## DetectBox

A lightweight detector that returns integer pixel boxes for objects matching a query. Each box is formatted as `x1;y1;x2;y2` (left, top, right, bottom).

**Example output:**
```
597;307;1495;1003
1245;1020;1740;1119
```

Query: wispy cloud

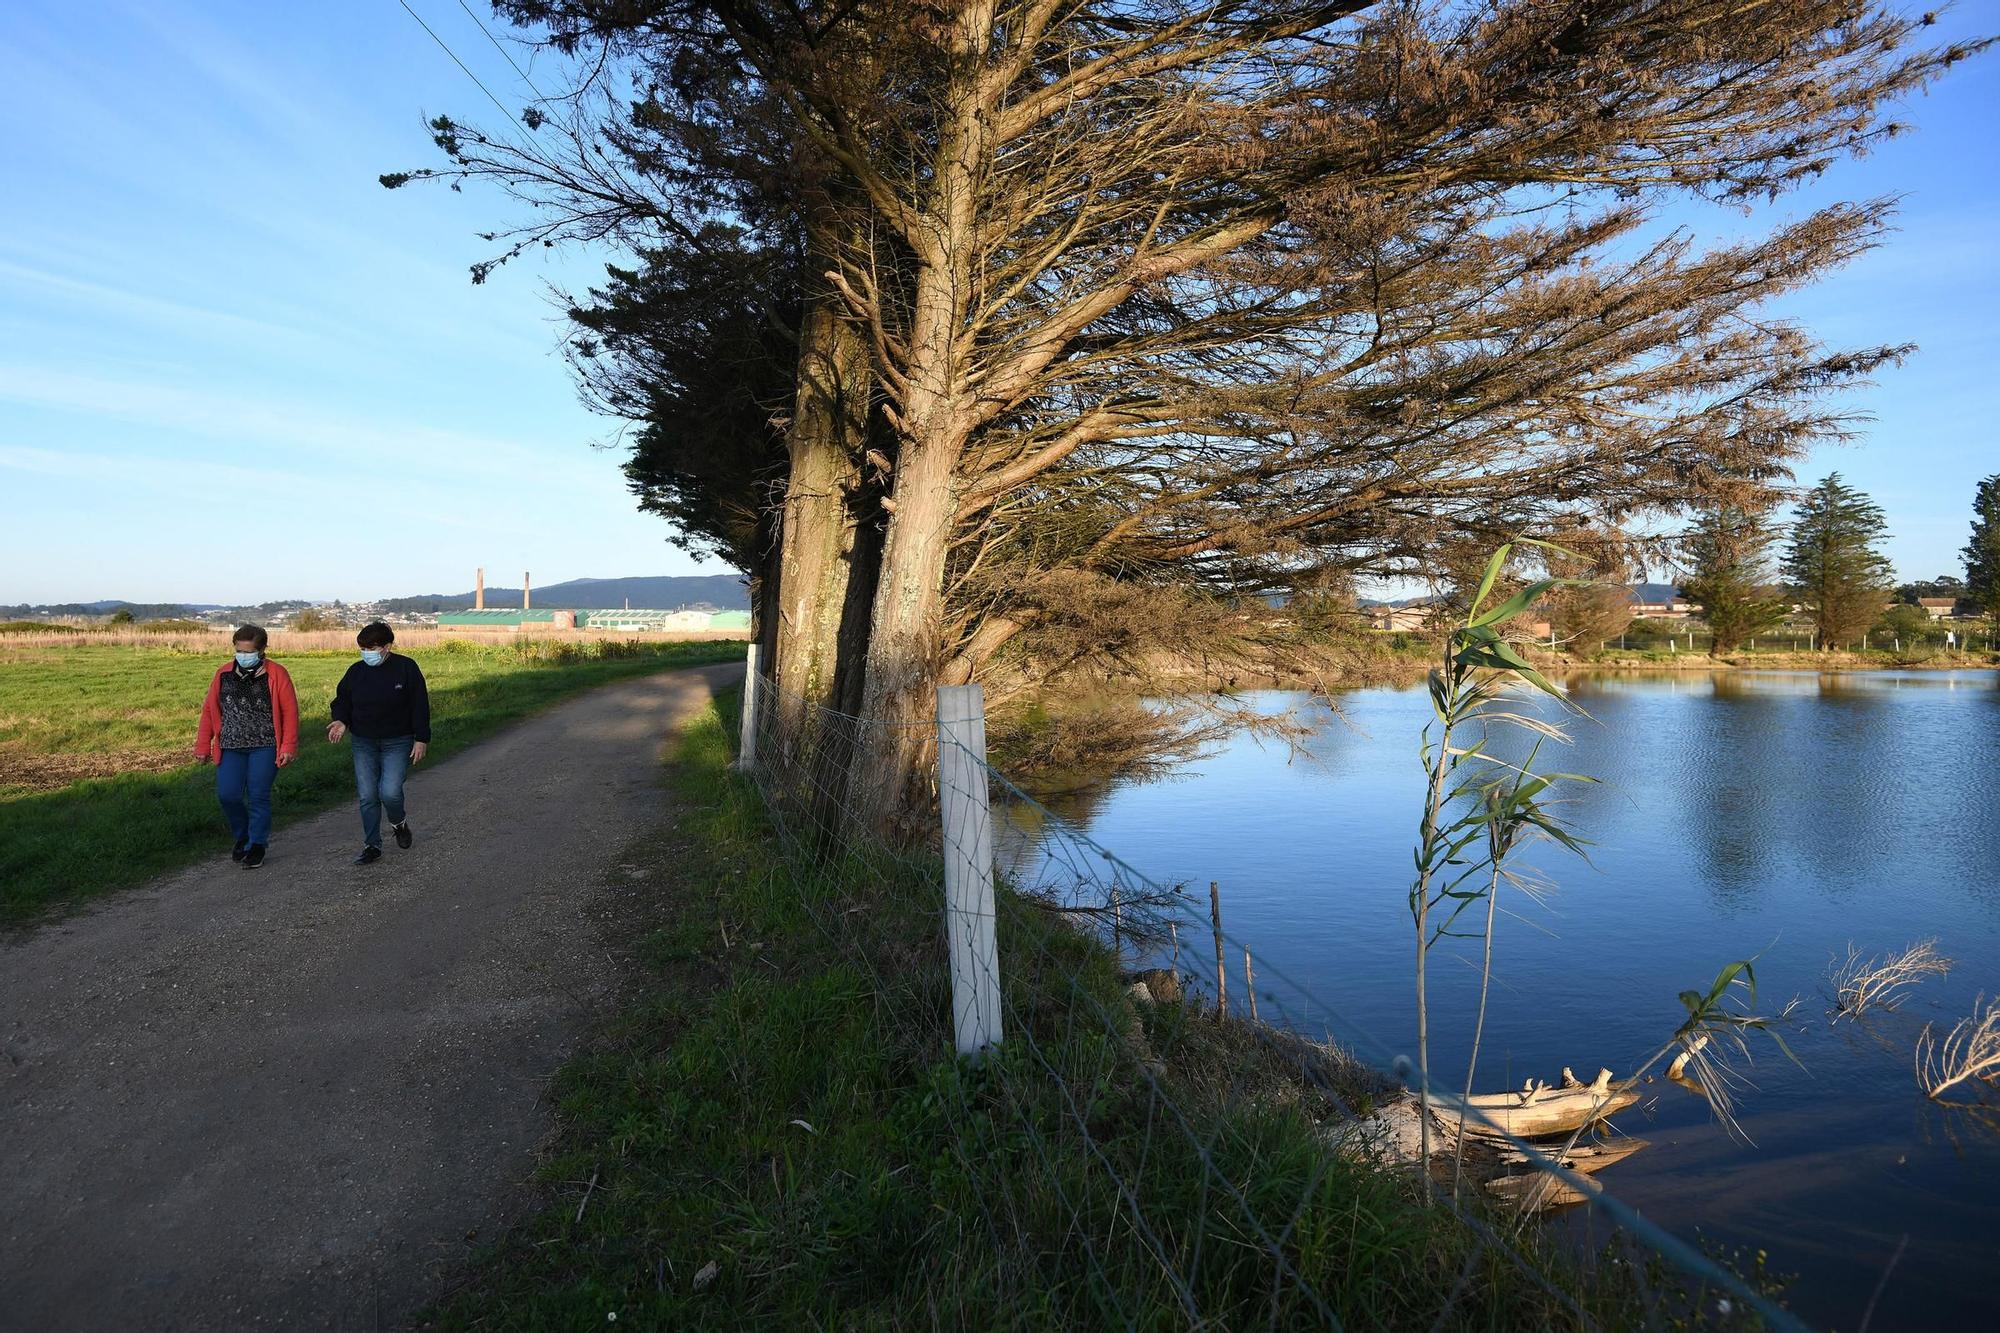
0;365;614;494
0;260;309;345
0;441;317;503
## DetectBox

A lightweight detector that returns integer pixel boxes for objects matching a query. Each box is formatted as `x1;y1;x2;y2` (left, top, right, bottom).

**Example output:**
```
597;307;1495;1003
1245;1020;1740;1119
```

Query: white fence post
735;643;761;771
936;684;1003;1058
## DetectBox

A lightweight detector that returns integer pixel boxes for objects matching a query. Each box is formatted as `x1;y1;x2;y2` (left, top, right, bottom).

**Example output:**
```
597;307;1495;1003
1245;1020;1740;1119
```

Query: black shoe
392;821;413;850
231;837;249;863
243;844;266;869
353;845;383;866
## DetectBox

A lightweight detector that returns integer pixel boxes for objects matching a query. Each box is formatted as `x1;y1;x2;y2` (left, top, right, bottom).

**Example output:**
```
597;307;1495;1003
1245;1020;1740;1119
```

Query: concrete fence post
735;643;761;771
937;684;1003;1059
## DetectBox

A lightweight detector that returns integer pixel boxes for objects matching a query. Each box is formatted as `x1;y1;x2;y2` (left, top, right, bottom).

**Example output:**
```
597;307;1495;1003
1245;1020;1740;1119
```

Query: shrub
289;607;342;632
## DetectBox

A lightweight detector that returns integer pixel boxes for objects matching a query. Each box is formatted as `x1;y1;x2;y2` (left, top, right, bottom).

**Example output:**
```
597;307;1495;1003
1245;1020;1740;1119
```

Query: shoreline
1122;644;1995;696
1533;649;1996;675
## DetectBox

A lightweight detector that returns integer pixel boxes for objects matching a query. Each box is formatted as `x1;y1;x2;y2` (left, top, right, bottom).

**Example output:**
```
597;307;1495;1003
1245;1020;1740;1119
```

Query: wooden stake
936;685;1003;1058
1243;948;1258;1022
1109;884;1123;959
1209;881;1227;1019
1169;920;1179;971
734;643;761;771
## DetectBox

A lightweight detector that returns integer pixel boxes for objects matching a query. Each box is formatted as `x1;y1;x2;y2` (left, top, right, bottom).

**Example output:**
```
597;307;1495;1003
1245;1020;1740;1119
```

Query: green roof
437;609;565;625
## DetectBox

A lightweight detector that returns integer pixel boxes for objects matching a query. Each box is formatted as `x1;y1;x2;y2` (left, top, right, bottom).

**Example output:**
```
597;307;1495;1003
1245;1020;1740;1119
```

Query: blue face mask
360;649;385;667
234;651;261;669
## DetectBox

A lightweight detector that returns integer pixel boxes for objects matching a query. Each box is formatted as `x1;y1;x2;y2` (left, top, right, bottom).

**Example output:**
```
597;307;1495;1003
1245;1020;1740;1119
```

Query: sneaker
353;845;383;866
231;837;249;863
393;821;413;850
243;844;266;869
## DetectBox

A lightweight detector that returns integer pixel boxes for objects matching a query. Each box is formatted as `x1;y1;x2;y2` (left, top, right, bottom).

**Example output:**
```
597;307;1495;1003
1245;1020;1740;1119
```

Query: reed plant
1409;541;1590;1181
1410;544;1804;1182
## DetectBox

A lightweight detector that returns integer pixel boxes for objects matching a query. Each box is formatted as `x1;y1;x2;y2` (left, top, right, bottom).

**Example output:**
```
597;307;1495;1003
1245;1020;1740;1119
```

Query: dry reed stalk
1828;939;1953;1019
1916;995;2000;1102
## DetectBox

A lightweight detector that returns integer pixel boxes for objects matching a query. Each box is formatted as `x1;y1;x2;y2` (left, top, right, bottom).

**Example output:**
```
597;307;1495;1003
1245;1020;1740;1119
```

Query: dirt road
0;662;739;1331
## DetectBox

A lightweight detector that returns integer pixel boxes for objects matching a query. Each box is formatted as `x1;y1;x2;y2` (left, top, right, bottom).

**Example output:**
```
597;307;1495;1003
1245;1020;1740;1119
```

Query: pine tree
1783;475;1895;649
1682;508;1789;656
1963;474;2000;618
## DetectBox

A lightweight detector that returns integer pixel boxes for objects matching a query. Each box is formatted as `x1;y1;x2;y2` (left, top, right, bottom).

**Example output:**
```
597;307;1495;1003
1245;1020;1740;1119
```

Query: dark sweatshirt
331;653;431;742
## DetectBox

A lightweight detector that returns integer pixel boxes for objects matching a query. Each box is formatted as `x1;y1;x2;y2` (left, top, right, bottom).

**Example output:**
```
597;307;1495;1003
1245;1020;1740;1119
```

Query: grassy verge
0;639;743;924
423;691;1705;1331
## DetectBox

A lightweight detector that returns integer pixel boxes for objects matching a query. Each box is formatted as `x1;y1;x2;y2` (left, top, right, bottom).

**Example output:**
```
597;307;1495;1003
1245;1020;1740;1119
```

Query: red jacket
194;659;300;763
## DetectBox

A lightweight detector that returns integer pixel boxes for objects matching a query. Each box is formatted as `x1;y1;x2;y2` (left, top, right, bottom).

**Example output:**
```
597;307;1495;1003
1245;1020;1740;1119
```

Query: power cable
454;0;547;101
395;0;520;125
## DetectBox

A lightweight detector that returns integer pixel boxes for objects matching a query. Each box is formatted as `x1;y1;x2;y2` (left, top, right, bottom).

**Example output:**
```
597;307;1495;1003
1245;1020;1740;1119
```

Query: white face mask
360;649;386;667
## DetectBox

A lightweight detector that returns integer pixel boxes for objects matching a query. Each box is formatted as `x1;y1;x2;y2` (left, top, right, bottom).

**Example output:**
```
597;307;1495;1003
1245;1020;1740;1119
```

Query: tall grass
0;626;746;657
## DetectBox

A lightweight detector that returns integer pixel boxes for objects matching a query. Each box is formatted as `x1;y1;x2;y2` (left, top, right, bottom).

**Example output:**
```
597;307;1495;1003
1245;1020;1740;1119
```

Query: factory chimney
523;571;532;610
475;567;485;610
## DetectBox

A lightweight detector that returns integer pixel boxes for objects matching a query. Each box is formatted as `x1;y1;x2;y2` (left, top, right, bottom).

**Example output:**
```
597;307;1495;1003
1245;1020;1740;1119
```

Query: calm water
1023;671;2000;1329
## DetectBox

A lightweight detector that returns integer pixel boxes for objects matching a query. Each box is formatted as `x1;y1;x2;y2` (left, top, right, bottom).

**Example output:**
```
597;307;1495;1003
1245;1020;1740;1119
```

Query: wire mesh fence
732;654;1813;1330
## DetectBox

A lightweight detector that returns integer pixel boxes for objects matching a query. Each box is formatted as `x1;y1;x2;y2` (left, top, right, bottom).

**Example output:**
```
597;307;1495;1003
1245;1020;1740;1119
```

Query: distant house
1369;606;1432;632
1626;592;1699;619
1917;597;1959;621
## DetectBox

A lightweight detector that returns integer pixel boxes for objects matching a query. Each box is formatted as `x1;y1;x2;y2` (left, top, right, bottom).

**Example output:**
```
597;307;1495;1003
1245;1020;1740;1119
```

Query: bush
289;607;342;632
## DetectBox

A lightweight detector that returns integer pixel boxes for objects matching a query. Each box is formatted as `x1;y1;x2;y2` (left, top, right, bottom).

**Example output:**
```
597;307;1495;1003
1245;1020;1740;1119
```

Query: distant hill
0;599;226;618
377;574;749;615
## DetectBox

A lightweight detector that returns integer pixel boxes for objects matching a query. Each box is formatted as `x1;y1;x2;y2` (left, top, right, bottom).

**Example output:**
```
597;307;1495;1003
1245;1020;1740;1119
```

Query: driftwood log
1426;1067;1639;1140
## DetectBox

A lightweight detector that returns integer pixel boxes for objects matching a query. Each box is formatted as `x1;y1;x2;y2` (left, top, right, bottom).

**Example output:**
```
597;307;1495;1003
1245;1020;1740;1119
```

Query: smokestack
475;567;485;610
523;571;531;610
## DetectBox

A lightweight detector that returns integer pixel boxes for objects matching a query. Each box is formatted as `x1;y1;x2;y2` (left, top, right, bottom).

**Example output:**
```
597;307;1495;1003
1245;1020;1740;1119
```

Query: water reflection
1027;670;2000;1327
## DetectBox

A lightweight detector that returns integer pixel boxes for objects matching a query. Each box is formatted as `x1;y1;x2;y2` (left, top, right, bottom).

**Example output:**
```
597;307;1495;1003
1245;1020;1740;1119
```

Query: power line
455;0;546;101
395;0;519;125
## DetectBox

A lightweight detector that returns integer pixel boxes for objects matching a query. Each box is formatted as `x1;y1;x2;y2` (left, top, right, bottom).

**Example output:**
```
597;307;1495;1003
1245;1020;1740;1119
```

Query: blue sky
0;0;716;604
1;3;1994;605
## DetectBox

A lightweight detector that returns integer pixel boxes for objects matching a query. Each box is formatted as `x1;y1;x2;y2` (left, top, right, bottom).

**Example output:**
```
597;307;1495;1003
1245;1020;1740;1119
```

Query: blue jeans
351;734;414;848
216;746;277;846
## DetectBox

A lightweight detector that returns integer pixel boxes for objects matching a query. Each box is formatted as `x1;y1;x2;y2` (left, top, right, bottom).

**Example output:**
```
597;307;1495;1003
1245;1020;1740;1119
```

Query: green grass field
0;639;744;924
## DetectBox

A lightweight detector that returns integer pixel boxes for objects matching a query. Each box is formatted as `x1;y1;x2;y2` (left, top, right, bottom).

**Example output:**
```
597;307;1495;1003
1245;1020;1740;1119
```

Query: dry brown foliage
1917;996;2000;1103
1827;938;1953;1019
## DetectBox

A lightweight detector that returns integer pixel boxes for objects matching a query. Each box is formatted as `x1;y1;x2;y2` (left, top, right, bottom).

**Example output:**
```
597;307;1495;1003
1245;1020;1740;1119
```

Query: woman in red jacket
192;624;300;869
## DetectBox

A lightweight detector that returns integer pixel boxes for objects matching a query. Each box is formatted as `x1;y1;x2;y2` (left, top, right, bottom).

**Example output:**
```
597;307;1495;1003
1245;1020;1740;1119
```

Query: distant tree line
389;1;1984;822
1672;471;1999;655
0;602;202;620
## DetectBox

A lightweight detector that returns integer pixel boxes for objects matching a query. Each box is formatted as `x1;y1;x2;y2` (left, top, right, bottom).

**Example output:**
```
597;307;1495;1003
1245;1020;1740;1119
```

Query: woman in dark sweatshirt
328;621;430;865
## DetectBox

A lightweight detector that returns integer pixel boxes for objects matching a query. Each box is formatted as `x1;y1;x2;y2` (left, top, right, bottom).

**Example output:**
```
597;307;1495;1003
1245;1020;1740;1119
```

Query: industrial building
435;607;746;632
435;568;748;633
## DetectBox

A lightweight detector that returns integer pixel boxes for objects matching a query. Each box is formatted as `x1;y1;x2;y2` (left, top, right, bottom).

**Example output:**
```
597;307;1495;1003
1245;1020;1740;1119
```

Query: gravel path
0;661;740;1331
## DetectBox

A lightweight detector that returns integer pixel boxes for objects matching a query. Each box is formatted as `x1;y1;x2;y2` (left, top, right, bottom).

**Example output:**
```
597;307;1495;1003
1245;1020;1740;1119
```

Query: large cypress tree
1783;474;1895;648
1682;508;1789;656
1963;473;2000;618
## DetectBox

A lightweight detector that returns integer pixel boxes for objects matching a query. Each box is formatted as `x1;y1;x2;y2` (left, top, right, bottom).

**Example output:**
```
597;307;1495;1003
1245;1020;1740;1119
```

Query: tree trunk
773;288;871;716
750;505;782;677
843;5;992;833
846;435;959;829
